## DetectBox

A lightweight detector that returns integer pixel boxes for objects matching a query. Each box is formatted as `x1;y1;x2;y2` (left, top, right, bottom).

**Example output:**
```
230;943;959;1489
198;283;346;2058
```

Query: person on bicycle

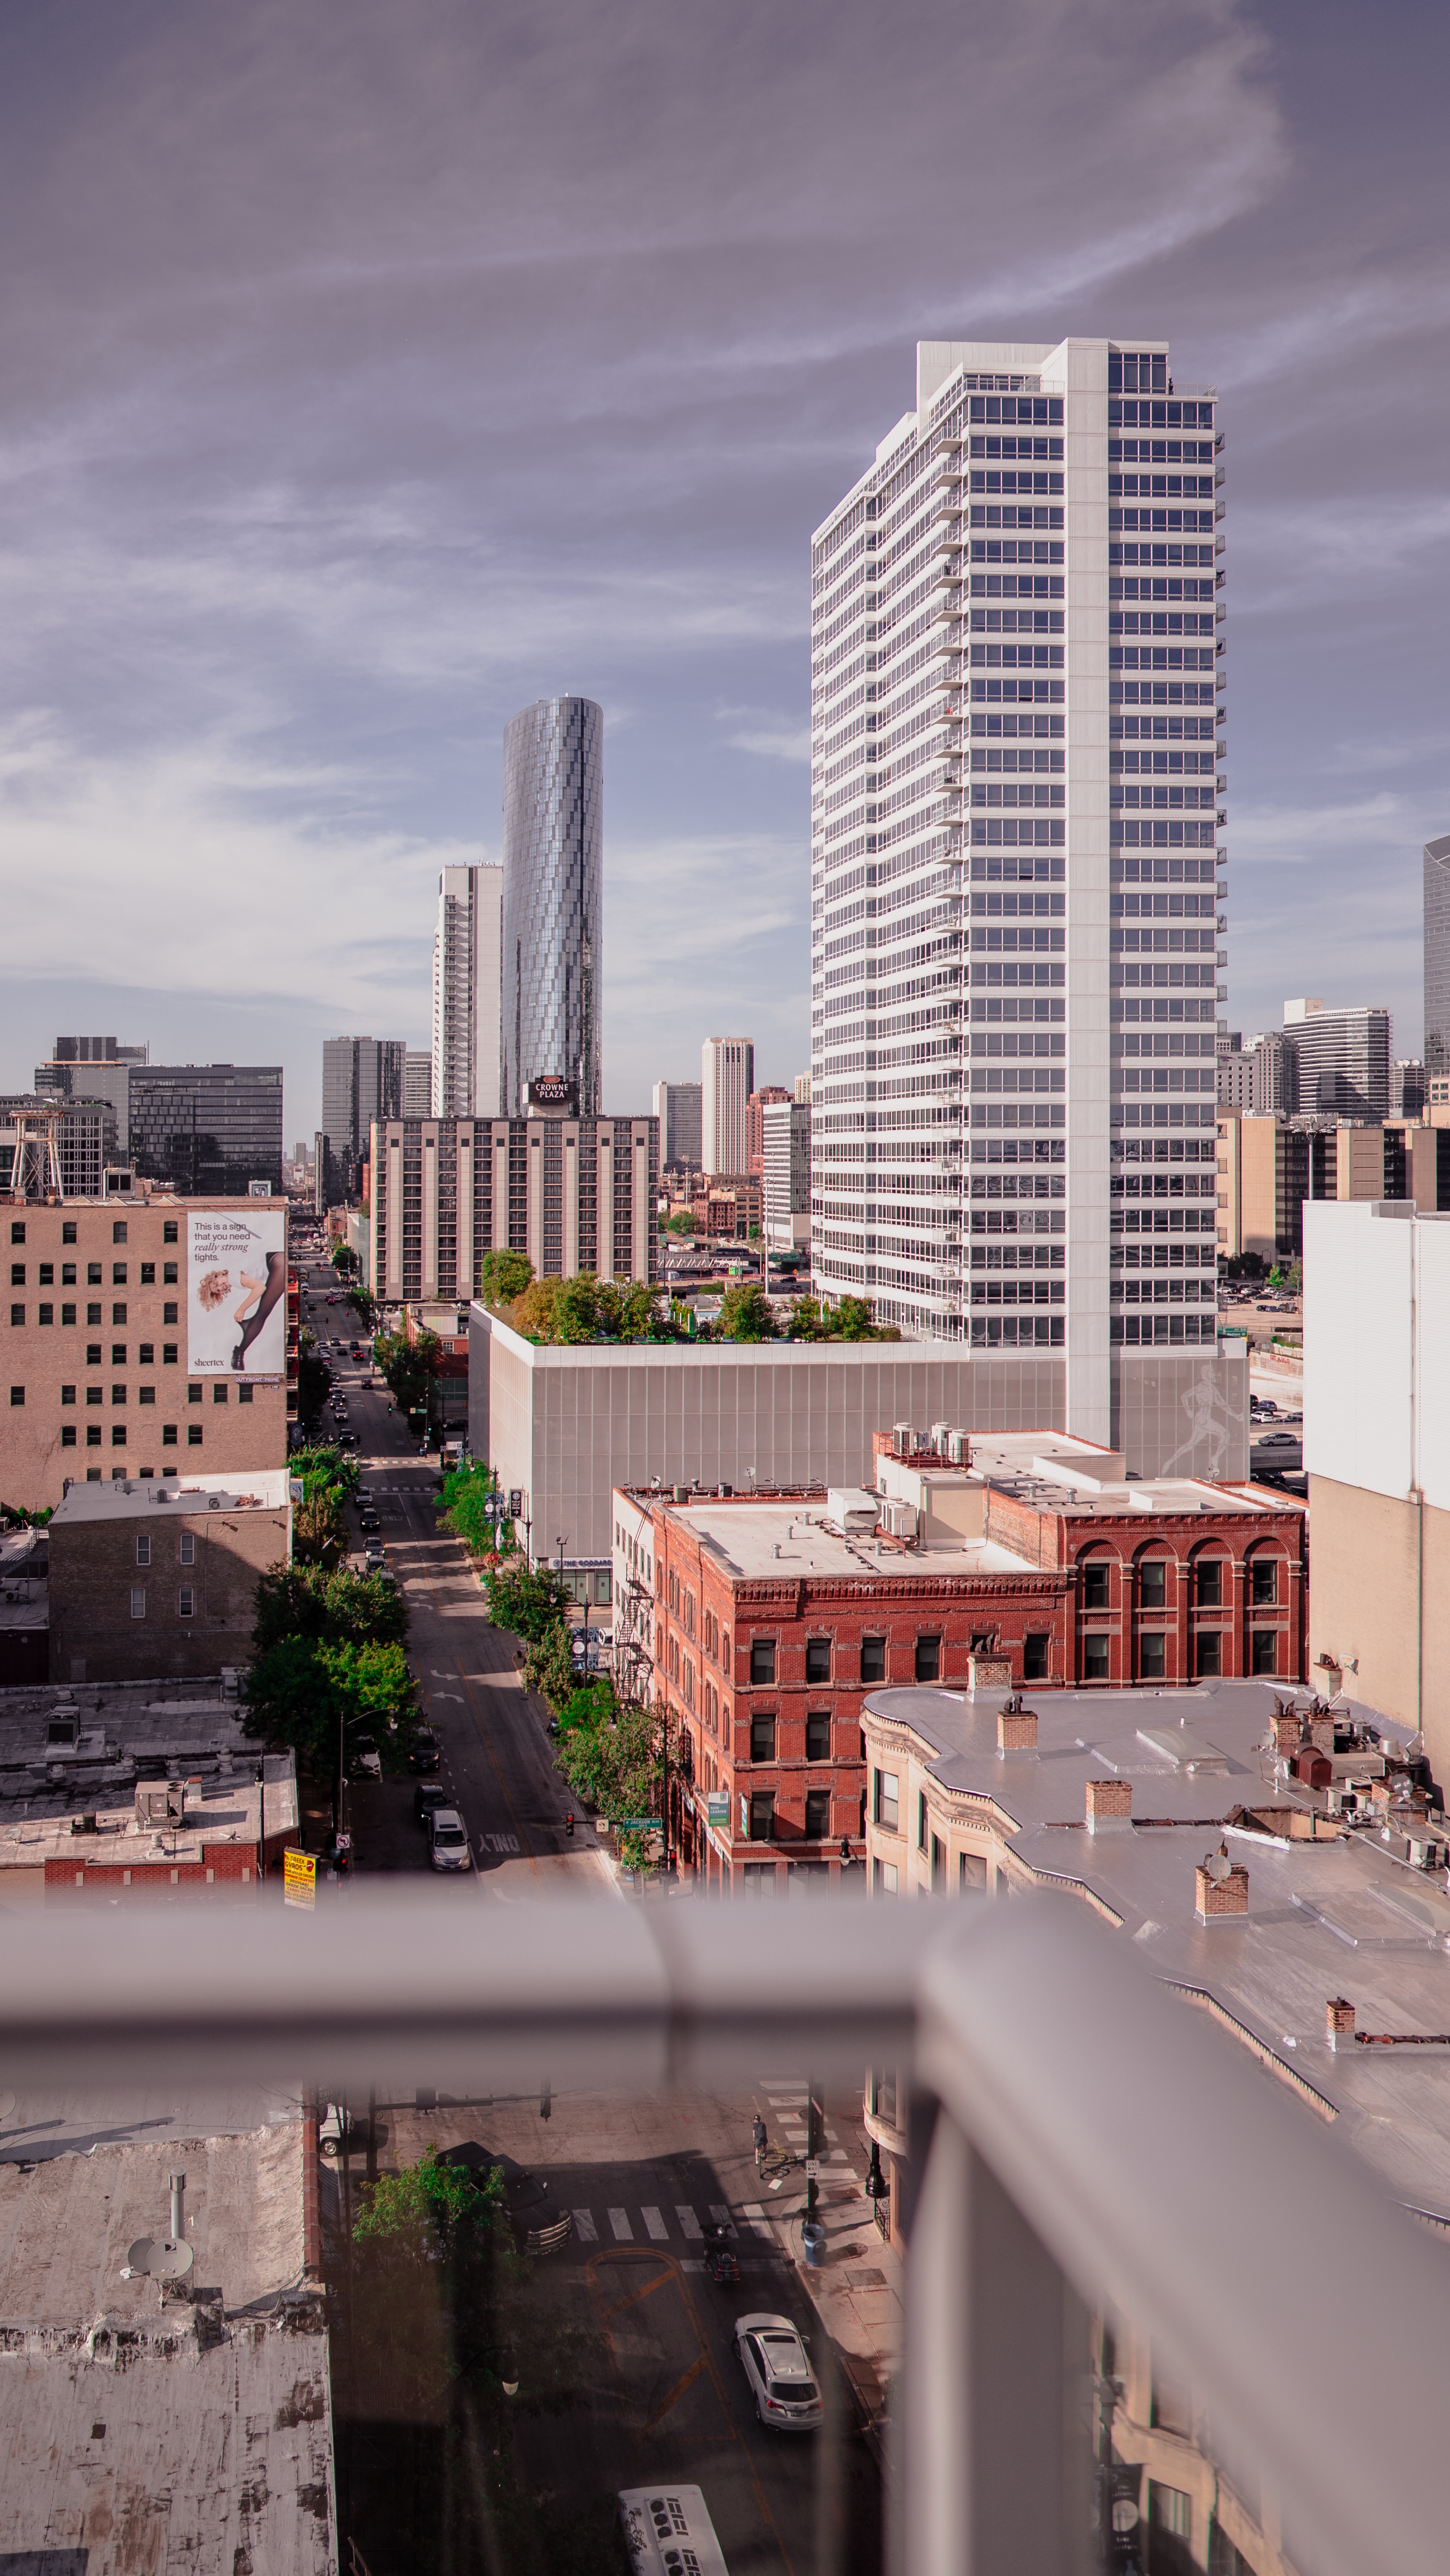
753;2113;768;2169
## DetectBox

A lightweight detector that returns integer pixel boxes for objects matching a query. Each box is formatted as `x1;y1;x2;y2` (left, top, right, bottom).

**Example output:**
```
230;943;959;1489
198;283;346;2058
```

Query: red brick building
744;1087;791;1178
612;1436;1305;1888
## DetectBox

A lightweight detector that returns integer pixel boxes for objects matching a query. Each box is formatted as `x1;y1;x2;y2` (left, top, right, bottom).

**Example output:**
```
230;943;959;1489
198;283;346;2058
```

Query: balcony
7;1891;1439;2576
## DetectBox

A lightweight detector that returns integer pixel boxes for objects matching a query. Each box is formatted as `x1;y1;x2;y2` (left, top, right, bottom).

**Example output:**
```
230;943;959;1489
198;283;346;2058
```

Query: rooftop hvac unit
930;1420;950;1453
946;1430;969;1465
892;1422;913;1457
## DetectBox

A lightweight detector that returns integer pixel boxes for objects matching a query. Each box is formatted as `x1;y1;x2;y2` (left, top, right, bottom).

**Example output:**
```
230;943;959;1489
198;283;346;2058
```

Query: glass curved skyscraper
502;696;602;1115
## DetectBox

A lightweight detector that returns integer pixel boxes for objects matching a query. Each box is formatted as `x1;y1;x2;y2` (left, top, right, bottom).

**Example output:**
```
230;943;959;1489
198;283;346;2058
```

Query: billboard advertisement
187;1209;287;1378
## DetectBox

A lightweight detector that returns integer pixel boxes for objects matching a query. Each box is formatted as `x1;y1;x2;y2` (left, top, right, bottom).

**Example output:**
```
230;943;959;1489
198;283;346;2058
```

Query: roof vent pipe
169;2171;186;2245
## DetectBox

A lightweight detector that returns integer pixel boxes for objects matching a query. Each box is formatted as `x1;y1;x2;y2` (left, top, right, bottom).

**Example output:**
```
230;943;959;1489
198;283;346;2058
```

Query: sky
0;0;1446;1142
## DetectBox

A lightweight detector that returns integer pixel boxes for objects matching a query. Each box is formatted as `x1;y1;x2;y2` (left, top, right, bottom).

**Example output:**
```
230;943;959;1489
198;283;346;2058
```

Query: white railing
3;1889;1443;2576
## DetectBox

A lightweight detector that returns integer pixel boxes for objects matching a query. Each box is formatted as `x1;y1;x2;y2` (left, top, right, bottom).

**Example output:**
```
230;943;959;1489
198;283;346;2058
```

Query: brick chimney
1271;1704;1303;1758
1326;1997;1356;2052
996;1697;1038;1758
1194;1841;1249;1924
1086;1777;1132;1834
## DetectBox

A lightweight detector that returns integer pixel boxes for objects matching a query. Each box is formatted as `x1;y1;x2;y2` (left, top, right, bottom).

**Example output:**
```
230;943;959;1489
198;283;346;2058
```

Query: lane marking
675;2204;703;2240
573;2208;598;2242
642;2352;708;2433
608;2206;633;2241
642;2205;668;2241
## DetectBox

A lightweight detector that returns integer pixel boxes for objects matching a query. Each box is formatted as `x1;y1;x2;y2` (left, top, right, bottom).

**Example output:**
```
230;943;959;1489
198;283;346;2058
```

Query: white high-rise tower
431;864;503;1118
701;1037;755;1175
811;338;1229;1461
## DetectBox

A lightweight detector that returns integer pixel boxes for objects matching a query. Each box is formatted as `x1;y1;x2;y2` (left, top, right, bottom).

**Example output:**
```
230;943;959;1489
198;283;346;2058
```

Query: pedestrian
752;2113;768;2169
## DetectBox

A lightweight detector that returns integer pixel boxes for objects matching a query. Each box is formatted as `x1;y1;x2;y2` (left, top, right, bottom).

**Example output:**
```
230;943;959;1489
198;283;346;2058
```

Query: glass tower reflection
502;697;602;1116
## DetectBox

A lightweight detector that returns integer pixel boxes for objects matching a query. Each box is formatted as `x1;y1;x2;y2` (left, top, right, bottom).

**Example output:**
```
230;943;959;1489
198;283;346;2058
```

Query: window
1139;1632;1166;1679
749;1792;776;1843
1083;1633;1110;1681
86;1425;102;1446
140;1264;155;1285
1023;1632;1049;1681
1081;1559;1110;1610
806;1711;831;1762
87;1264;101;1285
1196;1559;1223;1607
1251;1628;1277;1675
874;1769;899;1832
749;1638;776;1685
8;1223;22;1245
750;1713;777;1763
8;1386;22;1407
112;1266;126;1288
37;1305;52;1326
139;1387;155;1405
110;1426;126;1448
61;1304;76;1325
212;1383;228;1404
112;1221;128;1245
188;1384;202;1404
187;1425;203;1447
1196;1630;1222;1677
960;1850;988;1890
8;1306;22;1328
111;1343;126;1365
87;1304;101;1325
917;1790;929;1851
86;1386;102;1406
163;1304;178;1326
861;1634;886;1684
1139;1559;1168;1609
111;1385;125;1405
61;1425;76;1448
138;1343;154;1365
163;1220;178;1244
38;1264;52;1286
238;1382;253;1404
178;1586;195;1618
136;1535;150;1567
163;1344;177;1365
61;1384;75;1405
874;1859;899;1895
969;1628;996;1654
915;1635;941;1683
179;1532;195;1565
805;1637;831;1684
112;1304;126;1325
1250;1558;1277;1606
9;1264;23;1286
130;1587;146;1619
1148;2482;1193;2556
163;1425;178;1447
62;1265;75;1285
62;1220;77;1244
86;1343;101;1367
931;1833;946;1892
805;1789;830;1840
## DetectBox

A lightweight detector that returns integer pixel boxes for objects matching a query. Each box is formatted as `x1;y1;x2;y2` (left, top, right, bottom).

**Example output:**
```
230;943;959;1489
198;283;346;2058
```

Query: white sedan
733;2312;822;2430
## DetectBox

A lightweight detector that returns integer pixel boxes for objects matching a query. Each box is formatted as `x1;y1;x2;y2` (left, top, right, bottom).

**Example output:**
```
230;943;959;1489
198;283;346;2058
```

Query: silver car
734;2311;822;2429
430;1809;472;1873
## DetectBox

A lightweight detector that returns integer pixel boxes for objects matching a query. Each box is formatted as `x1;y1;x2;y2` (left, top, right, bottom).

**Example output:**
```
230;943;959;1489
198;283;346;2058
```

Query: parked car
409;1728;441;1774
415;1780;450;1827
430;1809;472;1872
353;1736;382;1779
1257;1431;1299;1448
318;2102;364;2161
733;2313;822;2429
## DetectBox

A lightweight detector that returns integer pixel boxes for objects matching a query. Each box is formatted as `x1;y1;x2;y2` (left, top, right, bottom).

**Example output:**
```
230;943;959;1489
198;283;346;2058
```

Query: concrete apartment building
369;1103;659;1306
761;1097;812;1250
1302;1198;1450;1780
652;1079;703;1172
471;1308;1246;1563
744;1084;791;1174
2;1197;290;1512
431;863;503;1117
48;1470;291;1685
702;1037;755;1173
811;338;1223;1433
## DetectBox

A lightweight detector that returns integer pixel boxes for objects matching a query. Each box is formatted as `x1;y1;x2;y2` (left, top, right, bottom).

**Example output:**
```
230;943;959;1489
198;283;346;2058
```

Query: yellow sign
283;1847;317;1910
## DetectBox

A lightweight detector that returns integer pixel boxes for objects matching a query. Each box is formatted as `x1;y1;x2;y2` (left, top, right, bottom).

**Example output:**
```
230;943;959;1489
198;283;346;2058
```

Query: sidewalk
746;2078;902;2456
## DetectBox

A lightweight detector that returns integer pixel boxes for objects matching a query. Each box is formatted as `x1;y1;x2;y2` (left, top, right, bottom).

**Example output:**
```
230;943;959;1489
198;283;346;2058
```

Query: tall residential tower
431;864;503;1118
811;338;1226;1455
502;698;602;1115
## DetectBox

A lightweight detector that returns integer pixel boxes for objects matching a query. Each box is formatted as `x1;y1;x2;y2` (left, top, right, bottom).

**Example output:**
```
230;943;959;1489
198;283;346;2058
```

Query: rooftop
0;1753;296;1875
641;1495;1039;1582
927;1430;1290;1520
53;1469;293;1524
0;1675;263;1779
864;1675;1450;2216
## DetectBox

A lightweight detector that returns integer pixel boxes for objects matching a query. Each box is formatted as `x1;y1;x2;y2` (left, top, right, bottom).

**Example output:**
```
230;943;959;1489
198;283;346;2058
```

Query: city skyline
0;1;1445;1141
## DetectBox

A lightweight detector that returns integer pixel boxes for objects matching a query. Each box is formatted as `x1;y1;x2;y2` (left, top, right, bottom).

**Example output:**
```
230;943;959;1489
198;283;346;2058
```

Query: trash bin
801;2217;825;2267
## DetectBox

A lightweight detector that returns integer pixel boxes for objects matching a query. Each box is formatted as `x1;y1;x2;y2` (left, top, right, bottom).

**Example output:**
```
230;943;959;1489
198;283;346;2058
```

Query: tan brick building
1;1195;290;1510
48;1471;292;1684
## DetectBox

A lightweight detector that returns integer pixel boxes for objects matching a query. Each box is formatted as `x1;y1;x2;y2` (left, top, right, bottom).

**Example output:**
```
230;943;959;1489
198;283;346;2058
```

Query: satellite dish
125;2235;194;2279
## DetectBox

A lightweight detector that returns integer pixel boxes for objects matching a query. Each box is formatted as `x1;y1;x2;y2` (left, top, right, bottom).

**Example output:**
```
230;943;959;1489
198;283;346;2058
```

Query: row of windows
130;1586;198;1617
9;1219;178;1247
134;1533;196;1565
10;1263;177;1287
11;1382;251;1406
57;1425;209;1448
747;1712;853;1762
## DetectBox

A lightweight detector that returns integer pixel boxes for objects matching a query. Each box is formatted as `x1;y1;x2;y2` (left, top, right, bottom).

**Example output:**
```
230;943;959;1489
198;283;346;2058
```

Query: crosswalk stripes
573;2207;598;2241
642;2206;668;2241
675;2205;702;2240
560;2199;786;2252
738;2202;776;2239
608;2207;633;2240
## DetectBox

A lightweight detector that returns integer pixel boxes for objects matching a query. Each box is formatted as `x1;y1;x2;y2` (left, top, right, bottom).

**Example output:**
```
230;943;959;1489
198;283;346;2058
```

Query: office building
1303;1198;1450;1780
403;1050;433;1117
369;1104;658;1309
320;1036;404;1195
761;1098;812;1249
502;697;602;1116
1425;832;1450;1075
1216;1110;1450;1263
794;1072;812;1105
744;1084;791;1174
128;1065;283;1196
34;1036;148;1150
652;1080;703;1172
470;1311;1245;1564
430;864;502;1118
1390;1058;1427;1120
1216;1030;1291;1119
701;1037;755;1174
1281;998;1390;1121
0;1197;290;1512
810;337;1223;1450
0;1096;117;1201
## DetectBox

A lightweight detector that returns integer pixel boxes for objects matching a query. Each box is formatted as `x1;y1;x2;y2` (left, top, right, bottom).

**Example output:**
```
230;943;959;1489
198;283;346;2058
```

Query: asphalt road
299;1261;611;1896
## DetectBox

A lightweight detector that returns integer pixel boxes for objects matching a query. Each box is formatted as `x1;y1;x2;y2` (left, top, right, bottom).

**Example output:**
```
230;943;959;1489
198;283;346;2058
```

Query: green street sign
616;1818;663;1830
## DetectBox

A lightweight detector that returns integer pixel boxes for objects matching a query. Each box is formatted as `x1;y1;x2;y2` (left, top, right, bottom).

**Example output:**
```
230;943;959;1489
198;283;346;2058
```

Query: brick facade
44;1839;260;1900
49;1489;289;1684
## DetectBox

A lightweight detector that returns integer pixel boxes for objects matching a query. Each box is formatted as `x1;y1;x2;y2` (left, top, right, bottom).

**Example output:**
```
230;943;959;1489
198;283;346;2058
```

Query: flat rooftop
53;1470;292;1524
899;1431;1291;1521
865;1677;1450;2217
639;1496;1039;1581
0;1755;297;1875
0;1679;266;1789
